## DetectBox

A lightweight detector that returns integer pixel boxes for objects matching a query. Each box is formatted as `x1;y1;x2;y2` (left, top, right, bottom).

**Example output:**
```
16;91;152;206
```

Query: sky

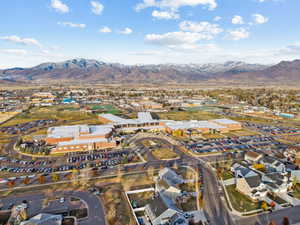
0;0;300;68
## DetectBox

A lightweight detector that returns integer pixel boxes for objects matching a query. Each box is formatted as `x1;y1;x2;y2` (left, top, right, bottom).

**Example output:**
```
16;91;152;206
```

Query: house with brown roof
245;151;264;163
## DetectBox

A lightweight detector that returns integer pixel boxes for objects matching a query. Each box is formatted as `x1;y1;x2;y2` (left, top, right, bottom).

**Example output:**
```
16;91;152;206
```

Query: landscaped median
151;148;179;160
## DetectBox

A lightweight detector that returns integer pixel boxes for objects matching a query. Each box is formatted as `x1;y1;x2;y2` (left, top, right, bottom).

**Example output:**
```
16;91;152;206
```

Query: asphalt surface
0;190;106;225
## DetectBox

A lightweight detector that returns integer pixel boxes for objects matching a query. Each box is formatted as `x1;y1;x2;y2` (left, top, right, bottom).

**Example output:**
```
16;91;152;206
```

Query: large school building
99;112;242;135
46;112;242;154
45;124;116;154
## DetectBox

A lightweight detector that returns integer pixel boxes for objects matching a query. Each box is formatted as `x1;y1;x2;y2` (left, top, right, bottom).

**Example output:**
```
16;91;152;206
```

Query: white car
59;197;65;203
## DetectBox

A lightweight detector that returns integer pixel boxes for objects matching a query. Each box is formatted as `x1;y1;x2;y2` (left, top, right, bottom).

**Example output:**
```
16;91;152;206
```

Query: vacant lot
226;185;261;212
151;148;178;160
101;184;136;225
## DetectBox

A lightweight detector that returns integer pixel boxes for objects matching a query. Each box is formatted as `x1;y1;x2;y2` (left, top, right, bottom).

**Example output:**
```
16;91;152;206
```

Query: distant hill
1;58;300;85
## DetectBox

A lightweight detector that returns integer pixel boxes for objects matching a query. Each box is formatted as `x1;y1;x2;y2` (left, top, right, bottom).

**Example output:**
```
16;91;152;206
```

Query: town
0;86;300;225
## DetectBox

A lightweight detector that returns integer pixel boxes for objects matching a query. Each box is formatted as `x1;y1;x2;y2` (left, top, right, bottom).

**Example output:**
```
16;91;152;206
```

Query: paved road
0;190;106;225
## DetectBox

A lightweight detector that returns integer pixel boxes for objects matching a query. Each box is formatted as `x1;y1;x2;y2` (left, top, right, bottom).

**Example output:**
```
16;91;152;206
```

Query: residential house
244;151;264;163
157;168;185;199
144;194;188;225
236;175;268;201
262;173;292;193
260;156;286;173
231;163;258;178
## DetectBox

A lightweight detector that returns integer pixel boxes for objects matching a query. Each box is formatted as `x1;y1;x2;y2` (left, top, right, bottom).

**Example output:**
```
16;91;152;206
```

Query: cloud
91;1;104;15
145;31;216;49
50;0;69;13
252;14;269;24
152;10;180;20
99;26;112;33
129;50;163;56
227;28;249;40
119;28;133;35
135;0;217;12
58;22;86;28
179;21;223;39
0;35;42;48
213;16;222;22
232;15;244;25
277;43;300;55
0;49;27;55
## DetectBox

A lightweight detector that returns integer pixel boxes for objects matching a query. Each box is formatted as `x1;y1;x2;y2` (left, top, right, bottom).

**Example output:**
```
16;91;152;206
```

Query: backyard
127;191;154;208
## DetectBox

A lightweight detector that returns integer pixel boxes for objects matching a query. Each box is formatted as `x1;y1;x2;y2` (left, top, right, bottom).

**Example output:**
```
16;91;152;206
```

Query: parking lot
0;149;136;176
186;135;281;154
0;119;56;135
244;122;300;135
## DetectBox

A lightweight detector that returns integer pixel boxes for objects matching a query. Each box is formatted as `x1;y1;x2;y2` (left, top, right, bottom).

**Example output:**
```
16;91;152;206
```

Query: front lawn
221;171;234;180
226;185;261;212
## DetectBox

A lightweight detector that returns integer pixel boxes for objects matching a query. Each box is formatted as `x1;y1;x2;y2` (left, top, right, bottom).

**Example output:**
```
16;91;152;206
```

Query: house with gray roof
262;173;292;193
231;163;258;179
236;175;268;201
144;194;188;225
260;156;286;173
20;213;62;225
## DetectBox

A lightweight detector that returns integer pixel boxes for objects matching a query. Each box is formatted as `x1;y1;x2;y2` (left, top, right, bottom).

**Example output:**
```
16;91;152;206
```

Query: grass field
88;104;120;114
0;105;100;127
157;110;221;121
151;148;178;160
225;129;260;137
226;185;261;212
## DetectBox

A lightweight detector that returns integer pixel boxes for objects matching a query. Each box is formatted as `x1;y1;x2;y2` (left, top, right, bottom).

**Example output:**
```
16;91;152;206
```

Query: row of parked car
67;150;130;163
0;119;56;135
187;135;280;154
244;122;300;135
0;156;54;166
0;157;125;175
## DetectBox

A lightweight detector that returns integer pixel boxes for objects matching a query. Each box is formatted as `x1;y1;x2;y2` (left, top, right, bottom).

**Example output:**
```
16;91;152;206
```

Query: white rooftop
47;124;113;138
164;120;226;130
212;118;240;125
100;112;155;125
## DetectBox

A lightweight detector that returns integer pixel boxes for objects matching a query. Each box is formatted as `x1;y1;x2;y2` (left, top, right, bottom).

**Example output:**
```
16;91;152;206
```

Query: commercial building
45;124;116;154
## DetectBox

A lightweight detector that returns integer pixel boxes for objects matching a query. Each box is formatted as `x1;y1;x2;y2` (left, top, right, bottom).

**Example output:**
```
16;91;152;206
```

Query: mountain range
1;58;300;85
